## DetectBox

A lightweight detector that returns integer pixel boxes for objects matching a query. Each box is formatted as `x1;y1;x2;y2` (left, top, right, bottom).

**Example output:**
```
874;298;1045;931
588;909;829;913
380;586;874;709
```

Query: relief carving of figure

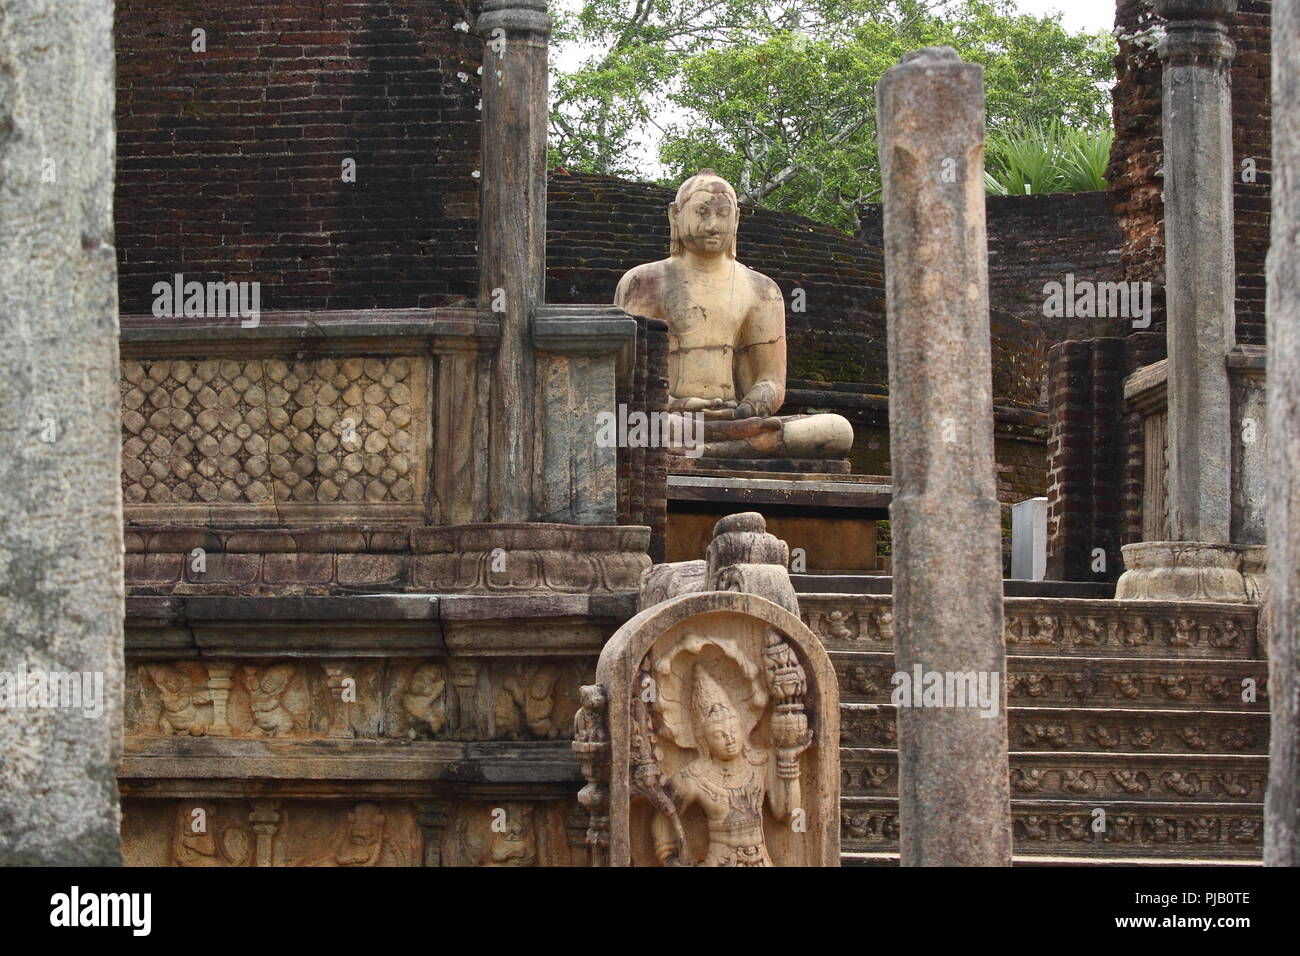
302;802;409;867
402;662;447;738
651;664;808;867
641;631;812;868
494;662;573;740
144;664;212;736
241;663;307;737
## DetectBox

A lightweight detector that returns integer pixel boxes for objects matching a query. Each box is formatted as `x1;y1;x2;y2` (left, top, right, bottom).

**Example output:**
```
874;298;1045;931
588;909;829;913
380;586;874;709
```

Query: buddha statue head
669;169;739;260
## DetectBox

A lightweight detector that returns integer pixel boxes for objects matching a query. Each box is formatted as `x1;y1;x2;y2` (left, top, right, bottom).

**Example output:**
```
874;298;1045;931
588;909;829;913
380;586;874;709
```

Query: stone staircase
799;593;1267;865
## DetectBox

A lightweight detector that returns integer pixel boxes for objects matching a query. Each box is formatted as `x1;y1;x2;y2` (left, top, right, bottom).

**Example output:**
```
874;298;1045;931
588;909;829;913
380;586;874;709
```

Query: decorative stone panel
121;355;429;522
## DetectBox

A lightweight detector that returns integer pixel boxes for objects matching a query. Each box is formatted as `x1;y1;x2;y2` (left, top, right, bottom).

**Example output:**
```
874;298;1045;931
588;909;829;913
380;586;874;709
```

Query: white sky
1014;0;1115;33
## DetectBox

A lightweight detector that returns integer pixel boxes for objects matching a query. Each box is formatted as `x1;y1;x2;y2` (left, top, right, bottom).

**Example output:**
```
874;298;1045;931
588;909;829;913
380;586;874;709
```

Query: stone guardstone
573;513;839;866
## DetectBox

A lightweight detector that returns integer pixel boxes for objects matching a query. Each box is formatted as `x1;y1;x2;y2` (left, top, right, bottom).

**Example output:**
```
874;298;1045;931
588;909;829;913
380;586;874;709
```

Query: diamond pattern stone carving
121;357;423;505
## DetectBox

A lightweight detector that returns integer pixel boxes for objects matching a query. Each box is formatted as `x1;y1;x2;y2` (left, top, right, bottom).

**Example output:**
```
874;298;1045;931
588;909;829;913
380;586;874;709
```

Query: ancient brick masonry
1045;340;1127;581
113;0;484;313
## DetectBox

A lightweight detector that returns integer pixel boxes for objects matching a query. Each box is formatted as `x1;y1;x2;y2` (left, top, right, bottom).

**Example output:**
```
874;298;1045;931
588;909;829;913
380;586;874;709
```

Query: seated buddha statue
614;170;854;460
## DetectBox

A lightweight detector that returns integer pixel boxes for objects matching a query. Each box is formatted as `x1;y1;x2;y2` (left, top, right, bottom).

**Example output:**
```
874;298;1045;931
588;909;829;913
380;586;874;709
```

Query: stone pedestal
1116;541;1251;603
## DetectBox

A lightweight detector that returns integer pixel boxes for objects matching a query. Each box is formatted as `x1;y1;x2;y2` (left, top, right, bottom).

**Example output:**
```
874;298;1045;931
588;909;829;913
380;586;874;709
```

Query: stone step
841;747;1266;803
840;798;1264;860
804;593;1261;659
833;651;1268;712
841;704;1268;754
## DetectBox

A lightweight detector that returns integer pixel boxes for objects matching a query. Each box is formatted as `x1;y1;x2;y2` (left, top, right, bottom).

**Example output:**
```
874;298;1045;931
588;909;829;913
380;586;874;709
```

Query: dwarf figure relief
240;663;307;737
143;664;212;736
614;170;853;461
301;802;410;867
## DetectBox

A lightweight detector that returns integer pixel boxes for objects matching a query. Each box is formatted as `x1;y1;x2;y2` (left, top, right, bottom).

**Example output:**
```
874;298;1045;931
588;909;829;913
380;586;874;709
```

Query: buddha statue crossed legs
614;170;854;461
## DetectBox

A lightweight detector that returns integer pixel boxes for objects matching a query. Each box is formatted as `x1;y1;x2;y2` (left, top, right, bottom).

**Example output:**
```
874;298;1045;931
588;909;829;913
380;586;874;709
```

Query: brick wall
114;0;483;314
1045;339;1128;581
1109;0;1272;347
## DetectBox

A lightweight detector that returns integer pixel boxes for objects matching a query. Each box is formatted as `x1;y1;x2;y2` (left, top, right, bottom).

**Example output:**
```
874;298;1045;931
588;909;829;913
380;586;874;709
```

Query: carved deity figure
652;657;810;867
402;662;447;738
615;170;853;460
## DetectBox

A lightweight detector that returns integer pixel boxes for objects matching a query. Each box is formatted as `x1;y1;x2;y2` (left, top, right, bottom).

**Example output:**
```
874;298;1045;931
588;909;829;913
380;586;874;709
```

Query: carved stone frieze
840;751;1266;802
127;656;591;742
833;653;1268;711
802;594;1262;658
841;800;1264;859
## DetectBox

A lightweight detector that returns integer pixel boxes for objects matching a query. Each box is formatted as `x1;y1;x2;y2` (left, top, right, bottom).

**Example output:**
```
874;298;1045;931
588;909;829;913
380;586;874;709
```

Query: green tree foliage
550;0;1116;230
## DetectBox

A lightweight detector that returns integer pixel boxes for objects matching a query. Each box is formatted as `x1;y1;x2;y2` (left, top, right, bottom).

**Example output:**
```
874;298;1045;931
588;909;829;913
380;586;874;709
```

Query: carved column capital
477;0;551;38
1155;0;1237;66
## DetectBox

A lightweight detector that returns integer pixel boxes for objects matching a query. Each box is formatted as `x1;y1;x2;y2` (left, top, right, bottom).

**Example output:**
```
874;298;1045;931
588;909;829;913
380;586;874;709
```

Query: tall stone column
1265;0;1300;868
876;48;1011;866
1158;0;1237;543
1117;0;1248;603
0;0;123;865
478;0;550;521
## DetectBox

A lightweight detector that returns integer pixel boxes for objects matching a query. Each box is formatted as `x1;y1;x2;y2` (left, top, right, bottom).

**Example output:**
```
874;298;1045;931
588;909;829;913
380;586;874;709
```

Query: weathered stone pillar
876;48;1011;866
1157;0;1238;543
0;0;123;865
478;0;550;521
1264;0;1300;868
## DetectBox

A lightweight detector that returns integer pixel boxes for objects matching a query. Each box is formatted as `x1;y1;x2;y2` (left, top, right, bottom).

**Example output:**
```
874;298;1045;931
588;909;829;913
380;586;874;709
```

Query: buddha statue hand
669;395;733;414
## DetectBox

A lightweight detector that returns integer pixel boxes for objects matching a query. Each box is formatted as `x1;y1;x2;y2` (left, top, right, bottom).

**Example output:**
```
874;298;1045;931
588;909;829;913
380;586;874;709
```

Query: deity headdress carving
691;666;736;731
649;633;766;752
669;169;739;260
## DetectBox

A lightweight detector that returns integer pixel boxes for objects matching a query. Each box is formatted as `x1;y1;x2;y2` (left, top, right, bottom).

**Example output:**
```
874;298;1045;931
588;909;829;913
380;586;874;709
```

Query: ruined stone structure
1;0;1290;869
